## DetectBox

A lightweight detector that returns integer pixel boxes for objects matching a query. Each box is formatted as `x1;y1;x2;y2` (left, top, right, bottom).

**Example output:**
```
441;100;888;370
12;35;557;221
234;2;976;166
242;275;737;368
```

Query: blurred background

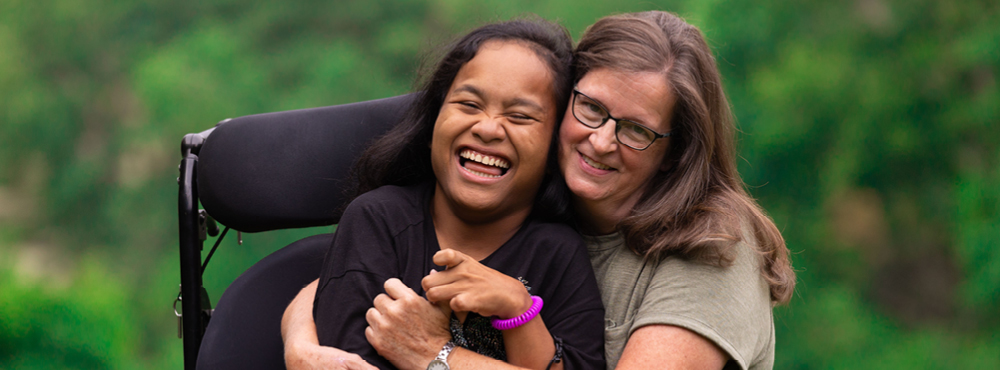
0;0;997;368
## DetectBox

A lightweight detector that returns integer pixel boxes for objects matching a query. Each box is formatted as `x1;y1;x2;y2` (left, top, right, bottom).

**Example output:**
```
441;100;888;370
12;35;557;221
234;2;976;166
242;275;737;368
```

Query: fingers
435;297;453;319
365;280;453;370
448;294;472;313
432;249;468;269
383;278;418;300
422;271;459;302
423;250;476;298
365;307;381;331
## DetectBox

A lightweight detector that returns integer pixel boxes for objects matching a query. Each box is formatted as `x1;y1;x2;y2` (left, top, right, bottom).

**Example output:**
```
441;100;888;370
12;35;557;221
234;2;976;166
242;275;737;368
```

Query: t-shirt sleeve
527;229;607;370
313;193;400;369
631;235;775;370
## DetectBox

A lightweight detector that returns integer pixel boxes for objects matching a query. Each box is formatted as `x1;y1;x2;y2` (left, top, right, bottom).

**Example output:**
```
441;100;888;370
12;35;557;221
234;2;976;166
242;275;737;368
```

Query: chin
564;178;604;202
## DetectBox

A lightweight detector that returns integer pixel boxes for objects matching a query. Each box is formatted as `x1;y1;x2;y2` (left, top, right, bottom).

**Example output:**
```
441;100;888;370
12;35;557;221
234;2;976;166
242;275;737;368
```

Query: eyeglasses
571;89;671;151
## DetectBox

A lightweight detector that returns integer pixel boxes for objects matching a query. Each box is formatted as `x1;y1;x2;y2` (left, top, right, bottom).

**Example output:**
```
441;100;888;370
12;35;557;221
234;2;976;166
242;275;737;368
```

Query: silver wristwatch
426;341;456;370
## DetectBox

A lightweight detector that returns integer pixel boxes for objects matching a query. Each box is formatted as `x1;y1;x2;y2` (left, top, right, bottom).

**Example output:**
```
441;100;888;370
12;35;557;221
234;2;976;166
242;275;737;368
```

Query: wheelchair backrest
197;94;415;232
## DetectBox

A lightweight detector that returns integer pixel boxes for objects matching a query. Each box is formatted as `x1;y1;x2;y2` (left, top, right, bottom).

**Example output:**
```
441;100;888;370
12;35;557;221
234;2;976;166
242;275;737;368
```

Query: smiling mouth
459;149;510;178
581;153;614;171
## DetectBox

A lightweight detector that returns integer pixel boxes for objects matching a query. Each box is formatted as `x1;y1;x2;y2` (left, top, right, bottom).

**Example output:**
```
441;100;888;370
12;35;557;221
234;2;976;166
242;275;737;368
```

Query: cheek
557;122;573;151
429;120;452;171
622;151;661;183
521;126;554;162
559;120;589;152
557;125;574;165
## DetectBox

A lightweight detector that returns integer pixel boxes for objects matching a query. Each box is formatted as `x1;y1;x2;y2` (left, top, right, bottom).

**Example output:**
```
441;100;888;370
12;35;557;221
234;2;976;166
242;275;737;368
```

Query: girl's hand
422;249;533;319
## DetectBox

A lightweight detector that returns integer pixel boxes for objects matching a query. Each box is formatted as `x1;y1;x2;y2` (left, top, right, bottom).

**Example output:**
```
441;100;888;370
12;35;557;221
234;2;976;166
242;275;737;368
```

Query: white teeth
465;169;501;178
459;149;510;169
582;155;613;170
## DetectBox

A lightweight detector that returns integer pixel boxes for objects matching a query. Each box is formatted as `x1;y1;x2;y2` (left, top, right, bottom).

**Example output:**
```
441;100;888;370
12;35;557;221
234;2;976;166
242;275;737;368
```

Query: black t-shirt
314;183;605;369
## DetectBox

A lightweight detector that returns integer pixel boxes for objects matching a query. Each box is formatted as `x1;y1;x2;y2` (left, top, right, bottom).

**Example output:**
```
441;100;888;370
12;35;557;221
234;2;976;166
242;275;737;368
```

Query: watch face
427;359;449;370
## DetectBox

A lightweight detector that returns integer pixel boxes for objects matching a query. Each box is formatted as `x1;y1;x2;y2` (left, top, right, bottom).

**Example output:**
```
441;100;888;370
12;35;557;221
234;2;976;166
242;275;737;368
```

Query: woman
284;10;795;370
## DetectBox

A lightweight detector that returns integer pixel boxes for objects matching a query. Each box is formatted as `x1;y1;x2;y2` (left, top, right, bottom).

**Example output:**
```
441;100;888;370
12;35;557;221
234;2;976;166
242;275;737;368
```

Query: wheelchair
176;94;415;369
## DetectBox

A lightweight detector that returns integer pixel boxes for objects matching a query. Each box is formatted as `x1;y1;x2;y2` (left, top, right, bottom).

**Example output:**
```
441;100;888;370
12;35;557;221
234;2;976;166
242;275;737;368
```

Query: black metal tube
179;145;203;369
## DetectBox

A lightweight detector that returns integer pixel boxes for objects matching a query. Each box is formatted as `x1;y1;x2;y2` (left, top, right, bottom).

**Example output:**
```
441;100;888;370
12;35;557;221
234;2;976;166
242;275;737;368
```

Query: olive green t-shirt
585;231;775;370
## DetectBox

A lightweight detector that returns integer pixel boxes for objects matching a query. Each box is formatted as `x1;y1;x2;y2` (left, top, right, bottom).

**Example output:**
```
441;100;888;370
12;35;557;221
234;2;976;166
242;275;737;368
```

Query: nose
471;115;506;143
589;119;618;154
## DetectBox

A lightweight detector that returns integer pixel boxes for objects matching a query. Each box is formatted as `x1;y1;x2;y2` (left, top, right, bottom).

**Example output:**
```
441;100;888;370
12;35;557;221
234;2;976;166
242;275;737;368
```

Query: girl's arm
282;280;376;370
421;250;560;370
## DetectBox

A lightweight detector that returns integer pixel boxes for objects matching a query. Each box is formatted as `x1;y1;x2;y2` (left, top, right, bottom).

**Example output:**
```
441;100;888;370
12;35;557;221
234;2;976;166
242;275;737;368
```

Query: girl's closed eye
507;112;537;124
456;101;482;111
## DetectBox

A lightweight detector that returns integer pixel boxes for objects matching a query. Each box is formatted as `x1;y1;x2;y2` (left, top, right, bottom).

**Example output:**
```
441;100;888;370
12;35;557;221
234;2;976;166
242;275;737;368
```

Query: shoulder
344;183;427;217
653;222;768;296
349;183;426;208
635;229;774;369
339;183;430;235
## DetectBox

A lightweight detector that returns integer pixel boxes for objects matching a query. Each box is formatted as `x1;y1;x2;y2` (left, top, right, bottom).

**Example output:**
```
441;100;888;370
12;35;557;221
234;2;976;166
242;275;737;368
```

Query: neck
572;201;621;235
573;189;646;235
431;187;531;261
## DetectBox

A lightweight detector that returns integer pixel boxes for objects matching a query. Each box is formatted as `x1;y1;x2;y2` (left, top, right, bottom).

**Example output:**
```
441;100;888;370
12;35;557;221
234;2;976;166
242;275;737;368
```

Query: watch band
426;341;456;370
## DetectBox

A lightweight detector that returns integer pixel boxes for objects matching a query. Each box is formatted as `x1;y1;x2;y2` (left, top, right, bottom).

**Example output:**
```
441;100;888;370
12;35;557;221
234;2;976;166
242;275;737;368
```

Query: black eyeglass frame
571;89;671;151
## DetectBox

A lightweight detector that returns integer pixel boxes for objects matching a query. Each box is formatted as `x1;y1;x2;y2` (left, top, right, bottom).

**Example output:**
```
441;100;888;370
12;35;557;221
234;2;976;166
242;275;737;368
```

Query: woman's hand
365;278;452;370
282;279;378;370
422;249;533;319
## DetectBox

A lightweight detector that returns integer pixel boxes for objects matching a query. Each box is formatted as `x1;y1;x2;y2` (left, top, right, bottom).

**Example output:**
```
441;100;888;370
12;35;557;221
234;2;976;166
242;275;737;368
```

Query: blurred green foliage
0;0;997;368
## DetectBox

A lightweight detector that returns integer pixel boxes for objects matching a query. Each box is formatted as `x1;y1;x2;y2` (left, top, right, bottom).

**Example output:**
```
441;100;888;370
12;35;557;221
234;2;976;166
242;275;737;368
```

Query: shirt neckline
583;232;624;252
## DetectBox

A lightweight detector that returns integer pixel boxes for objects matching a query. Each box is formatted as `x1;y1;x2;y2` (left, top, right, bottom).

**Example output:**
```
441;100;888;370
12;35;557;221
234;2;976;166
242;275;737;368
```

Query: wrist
419;337;451;369
426;341;456;370
491;296;543;331
501;291;534;319
283;339;314;369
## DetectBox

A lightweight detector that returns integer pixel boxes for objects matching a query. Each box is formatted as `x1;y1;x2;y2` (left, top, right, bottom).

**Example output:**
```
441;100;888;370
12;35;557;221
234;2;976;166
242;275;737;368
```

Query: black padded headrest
197;94;415;232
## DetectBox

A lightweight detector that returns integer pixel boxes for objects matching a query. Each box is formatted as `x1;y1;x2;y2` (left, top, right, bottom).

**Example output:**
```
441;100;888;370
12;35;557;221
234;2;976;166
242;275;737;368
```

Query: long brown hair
575;11;795;304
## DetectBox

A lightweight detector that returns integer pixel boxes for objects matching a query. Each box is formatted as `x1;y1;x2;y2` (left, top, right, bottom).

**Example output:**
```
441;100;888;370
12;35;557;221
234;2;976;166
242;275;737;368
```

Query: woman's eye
624;123;652;139
585;102;603;114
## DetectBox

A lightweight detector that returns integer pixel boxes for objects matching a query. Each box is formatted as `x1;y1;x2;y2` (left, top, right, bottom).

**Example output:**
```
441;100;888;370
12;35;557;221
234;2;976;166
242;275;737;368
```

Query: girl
311;19;605;370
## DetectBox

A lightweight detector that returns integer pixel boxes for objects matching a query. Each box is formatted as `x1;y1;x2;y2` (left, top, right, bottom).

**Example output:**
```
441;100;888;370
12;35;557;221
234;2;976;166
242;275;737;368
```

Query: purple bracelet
491;296;543;330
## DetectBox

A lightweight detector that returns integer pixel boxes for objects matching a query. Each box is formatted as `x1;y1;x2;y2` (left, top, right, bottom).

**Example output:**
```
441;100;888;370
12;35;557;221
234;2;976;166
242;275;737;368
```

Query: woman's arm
367;278;545;370
285;281;728;370
281;278;527;370
282;280;376;370
616;325;727;370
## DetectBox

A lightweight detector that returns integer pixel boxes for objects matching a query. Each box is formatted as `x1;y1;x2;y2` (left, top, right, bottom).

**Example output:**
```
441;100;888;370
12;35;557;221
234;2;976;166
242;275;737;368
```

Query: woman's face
558;68;676;233
430;40;558;223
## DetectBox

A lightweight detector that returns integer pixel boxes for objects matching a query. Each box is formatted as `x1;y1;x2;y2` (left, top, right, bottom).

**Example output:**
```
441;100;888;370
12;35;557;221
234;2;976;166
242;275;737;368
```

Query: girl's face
430;40;558;223
558;68;675;233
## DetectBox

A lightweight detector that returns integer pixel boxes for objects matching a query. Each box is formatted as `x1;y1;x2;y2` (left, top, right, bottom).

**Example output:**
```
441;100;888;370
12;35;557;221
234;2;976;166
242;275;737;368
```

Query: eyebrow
576;90;650;126
453;84;546;113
